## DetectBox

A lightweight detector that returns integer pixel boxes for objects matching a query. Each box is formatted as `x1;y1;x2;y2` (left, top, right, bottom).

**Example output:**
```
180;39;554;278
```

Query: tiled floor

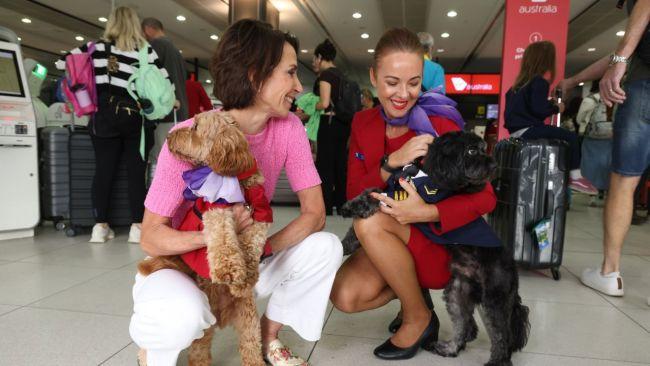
0;195;648;365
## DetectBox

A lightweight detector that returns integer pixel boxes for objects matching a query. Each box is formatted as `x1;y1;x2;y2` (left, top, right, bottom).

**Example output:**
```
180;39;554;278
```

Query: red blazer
347;107;497;235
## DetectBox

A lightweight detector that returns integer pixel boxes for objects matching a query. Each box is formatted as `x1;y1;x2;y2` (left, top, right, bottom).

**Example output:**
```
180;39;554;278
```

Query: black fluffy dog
340;131;530;366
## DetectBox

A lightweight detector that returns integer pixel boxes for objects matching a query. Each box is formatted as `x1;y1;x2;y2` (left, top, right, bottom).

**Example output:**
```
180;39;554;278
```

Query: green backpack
127;43;175;120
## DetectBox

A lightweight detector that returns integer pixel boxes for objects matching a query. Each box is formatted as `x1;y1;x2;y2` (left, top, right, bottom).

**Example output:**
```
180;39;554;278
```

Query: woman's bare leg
338;212;430;347
332;248;396;312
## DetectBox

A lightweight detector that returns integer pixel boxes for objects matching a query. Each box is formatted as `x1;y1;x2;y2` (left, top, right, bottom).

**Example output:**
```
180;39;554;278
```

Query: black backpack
329;68;361;123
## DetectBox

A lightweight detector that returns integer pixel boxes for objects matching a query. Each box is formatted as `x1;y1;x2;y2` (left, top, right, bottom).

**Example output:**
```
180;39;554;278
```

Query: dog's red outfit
179;165;273;279
347;107;497;289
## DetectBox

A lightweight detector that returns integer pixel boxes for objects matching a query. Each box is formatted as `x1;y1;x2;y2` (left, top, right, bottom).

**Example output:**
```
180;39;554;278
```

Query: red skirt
407;225;451;290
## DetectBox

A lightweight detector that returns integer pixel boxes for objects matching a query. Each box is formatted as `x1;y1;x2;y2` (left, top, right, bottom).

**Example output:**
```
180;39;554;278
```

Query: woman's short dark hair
314;39;336;61
210;19;295;110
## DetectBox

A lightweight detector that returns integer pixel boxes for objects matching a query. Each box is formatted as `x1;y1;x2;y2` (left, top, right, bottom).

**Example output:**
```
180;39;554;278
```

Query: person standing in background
185;72;213;118
141;17;188;163
56;7;171;244
559;0;650;305
417;32;445;94
313;39;349;216
361;88;375;110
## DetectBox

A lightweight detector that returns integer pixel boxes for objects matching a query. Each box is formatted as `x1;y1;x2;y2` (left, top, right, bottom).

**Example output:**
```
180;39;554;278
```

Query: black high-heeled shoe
388;288;434;333
373;310;440;360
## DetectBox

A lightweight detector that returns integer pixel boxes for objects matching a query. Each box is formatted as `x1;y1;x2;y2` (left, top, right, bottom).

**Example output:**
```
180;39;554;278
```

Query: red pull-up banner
497;0;571;139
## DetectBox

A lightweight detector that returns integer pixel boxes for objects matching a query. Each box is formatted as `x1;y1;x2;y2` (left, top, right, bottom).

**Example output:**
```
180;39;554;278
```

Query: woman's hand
388;134;434;168
370;178;438;225
555;101;565;114
232;203;254;234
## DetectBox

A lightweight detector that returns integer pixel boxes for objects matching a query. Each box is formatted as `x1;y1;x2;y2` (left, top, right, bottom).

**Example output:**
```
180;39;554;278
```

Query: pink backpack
62;42;97;117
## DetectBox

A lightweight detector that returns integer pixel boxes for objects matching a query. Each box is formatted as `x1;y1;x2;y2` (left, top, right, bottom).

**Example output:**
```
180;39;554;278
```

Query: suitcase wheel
54;221;66;231
65;227;77;237
551;267;561;281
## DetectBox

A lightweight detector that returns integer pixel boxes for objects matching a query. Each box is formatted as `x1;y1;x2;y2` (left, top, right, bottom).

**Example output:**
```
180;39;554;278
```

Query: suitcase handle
543;186;554;219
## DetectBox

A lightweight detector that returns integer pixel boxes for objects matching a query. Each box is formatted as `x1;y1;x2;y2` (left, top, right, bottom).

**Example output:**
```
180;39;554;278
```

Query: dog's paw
464;320;479;343
484;360;513;366
211;266;247;285
432;340;461;358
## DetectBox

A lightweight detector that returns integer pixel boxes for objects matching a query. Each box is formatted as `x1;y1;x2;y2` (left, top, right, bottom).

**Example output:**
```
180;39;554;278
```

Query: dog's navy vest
385;169;501;248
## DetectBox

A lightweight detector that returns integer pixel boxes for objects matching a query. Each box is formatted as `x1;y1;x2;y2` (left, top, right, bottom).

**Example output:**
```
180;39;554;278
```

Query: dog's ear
167;126;208;165
204;113;255;176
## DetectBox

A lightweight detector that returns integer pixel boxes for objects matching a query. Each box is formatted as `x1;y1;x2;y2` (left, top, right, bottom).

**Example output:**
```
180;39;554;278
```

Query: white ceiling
0;0;633;94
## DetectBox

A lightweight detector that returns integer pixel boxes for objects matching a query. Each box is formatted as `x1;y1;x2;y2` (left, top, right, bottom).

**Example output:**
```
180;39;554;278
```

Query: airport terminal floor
0;195;648;366
2;0;650;365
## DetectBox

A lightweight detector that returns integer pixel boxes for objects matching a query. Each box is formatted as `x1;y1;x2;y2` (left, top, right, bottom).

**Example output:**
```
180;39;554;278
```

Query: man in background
560;0;650;305
141;17;188;164
417;32;445;94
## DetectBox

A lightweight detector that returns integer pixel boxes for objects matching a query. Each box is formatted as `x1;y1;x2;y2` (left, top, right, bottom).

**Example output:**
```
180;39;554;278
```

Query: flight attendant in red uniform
330;28;497;360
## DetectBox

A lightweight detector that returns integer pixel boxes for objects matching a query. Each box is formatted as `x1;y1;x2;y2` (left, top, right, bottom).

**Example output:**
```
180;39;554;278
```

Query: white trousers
129;231;343;366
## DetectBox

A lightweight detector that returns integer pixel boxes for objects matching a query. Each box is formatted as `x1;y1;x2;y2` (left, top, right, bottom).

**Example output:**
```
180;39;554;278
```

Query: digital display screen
487;104;499;119
33;63;47;80
0;49;25;98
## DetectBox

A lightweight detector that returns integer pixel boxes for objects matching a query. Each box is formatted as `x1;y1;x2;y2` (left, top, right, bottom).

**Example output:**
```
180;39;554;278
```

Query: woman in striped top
56;6;170;244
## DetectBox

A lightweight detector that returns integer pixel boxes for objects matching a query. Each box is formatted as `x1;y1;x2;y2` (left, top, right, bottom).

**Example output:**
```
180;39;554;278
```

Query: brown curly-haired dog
137;111;270;366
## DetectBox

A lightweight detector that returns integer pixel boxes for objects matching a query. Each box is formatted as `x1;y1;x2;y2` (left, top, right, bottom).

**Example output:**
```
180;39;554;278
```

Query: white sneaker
89;224;115;243
128;224;141;244
581;268;624;296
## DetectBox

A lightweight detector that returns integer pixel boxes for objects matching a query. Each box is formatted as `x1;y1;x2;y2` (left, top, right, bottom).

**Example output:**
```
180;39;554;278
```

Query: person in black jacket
505;41;598;195
313;39;349;215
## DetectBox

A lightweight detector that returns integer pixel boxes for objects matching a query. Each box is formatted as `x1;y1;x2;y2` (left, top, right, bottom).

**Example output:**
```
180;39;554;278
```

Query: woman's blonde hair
513;41;556;90
361;88;373;101
102;6;146;51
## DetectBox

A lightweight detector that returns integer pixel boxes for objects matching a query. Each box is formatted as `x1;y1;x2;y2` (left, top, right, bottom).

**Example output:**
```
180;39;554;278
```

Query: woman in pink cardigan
129;20;343;366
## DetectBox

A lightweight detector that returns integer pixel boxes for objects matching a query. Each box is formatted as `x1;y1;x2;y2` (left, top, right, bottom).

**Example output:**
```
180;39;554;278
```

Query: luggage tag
533;218;552;250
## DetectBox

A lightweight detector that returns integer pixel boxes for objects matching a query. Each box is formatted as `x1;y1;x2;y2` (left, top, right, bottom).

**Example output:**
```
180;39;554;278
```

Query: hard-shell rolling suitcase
488;138;569;280
39;127;71;229
66;128;132;237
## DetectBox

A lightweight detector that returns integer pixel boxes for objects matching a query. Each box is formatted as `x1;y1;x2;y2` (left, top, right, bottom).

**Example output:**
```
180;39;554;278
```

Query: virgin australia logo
519;4;558;14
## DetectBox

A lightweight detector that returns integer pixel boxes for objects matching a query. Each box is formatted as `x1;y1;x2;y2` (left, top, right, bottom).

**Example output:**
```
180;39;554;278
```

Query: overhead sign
445;74;501;95
497;0;570;139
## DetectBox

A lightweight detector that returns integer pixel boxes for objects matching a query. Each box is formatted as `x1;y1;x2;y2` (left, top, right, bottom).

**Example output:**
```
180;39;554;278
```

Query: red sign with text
445;74;501;95
497;0;570;139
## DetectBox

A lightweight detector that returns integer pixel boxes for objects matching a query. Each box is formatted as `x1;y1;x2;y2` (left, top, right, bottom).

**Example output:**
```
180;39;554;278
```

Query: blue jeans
520;124;581;170
612;78;650;176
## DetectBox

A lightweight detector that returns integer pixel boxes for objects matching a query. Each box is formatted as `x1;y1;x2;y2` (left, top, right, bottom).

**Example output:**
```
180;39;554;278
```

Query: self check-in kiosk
0;27;40;240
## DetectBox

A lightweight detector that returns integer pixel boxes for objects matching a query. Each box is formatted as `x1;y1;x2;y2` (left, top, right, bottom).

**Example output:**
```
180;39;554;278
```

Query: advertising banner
498;0;570;139
445;74;501;95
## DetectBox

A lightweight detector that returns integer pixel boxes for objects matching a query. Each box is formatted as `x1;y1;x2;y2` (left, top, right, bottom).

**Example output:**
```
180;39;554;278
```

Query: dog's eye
466;148;479;156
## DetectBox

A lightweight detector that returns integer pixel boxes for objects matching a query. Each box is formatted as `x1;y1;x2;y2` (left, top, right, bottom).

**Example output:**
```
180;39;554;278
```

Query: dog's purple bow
380;91;465;136
182;166;245;203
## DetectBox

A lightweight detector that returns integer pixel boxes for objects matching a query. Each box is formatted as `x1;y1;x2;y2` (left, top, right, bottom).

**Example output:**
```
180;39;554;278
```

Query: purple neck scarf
380;91;465;136
182;166;245;204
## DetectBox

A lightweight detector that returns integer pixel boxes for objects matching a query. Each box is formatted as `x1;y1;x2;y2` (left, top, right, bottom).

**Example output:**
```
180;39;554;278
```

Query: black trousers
90;107;147;223
316;116;350;214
